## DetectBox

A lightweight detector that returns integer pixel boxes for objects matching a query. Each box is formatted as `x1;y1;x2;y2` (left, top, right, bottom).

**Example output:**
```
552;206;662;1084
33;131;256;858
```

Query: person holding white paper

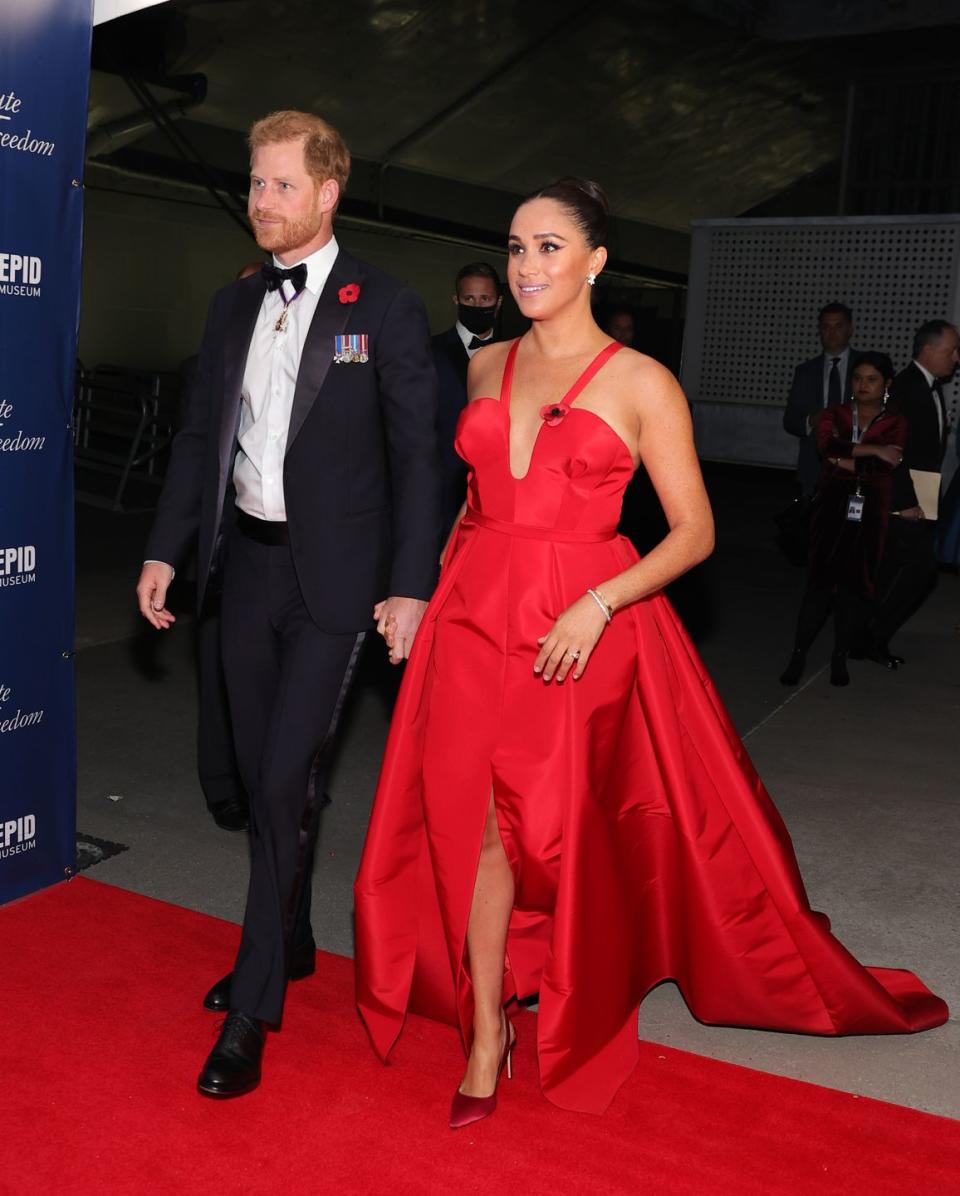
869;320;960;662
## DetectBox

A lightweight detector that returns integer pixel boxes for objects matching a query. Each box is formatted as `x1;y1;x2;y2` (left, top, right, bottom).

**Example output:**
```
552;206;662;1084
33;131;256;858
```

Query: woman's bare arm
594;357;714;612
534;356;715;684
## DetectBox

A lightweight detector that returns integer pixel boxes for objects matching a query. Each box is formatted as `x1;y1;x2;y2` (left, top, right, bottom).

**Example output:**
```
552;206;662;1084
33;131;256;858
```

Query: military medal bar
334;333;369;364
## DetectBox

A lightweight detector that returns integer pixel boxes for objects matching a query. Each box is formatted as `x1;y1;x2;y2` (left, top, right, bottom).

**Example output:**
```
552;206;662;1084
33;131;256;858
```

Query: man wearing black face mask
432;262;503;532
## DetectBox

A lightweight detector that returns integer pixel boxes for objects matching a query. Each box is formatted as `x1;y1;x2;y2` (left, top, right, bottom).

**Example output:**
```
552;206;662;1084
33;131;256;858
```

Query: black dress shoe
864;645;902;669
779;649;805;686
855;634;903;669
197;1011;264;1098
830;652;850;687
210;798;250;832
203;937;317;1012
875;642;905;668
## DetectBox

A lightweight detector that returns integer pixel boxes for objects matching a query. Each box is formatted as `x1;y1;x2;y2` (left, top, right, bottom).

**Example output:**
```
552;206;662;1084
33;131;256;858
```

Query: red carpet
2;878;957;1195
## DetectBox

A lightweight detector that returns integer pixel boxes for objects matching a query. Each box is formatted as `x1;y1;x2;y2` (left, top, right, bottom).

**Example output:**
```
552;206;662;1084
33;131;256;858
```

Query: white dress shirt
821;346;851;405
913;359;944;443
234;237;340;521
456;320;494;360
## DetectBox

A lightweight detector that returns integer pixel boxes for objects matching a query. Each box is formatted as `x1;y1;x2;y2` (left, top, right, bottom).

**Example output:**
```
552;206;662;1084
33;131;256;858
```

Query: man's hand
136;562;176;630
373;596;428;664
897;506;925;521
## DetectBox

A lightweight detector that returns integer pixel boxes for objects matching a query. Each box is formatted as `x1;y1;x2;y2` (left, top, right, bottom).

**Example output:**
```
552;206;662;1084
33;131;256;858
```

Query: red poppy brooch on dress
540;402;570;427
338;283;361;304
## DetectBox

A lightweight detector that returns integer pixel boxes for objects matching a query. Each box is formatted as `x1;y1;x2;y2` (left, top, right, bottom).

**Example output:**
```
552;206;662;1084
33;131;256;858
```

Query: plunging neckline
496;337;628;481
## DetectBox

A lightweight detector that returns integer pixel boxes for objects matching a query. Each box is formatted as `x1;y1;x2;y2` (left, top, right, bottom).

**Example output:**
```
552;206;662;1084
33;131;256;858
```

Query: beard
251;207;323;256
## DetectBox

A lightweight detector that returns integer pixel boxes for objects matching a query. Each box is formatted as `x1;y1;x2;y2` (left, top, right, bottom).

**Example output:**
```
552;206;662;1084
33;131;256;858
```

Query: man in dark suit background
784;302;860;496
869;319;960;660
136;110;440;1097
431;262;502;532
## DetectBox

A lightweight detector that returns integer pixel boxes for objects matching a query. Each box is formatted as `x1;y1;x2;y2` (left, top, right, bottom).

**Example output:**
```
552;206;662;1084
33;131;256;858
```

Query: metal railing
73;364;178;511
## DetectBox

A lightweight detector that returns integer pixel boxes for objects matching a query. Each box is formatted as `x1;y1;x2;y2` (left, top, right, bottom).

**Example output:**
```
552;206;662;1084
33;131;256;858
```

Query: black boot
830;651;850;687
197;1011;264;1098
204;936;317;1012
779;649;806;686
869;639;904;669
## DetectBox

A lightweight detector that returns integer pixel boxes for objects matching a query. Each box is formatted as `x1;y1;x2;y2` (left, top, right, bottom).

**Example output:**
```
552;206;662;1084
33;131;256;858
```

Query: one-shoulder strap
562;341;625;407
499;337;522;404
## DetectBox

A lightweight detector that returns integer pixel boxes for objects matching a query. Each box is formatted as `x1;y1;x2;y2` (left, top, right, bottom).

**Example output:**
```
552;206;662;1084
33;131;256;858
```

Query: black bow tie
262;262;308;295
467;336;490;351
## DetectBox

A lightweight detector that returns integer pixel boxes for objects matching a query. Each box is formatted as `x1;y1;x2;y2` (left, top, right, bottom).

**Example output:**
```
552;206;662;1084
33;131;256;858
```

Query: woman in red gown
354;179;947;1125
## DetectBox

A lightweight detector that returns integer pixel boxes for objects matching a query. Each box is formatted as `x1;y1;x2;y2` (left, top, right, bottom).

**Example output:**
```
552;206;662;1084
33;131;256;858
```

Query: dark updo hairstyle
522;176;609;249
852;350;895;383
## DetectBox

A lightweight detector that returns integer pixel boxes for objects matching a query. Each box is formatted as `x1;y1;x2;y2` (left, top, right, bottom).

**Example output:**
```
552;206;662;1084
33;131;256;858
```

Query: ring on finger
567;649;581;660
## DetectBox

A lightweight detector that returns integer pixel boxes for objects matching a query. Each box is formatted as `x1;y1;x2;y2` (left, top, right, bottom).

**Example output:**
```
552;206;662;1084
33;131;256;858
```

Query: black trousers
195;594;246;814
873;517;938;644
220;526;364;1024
792;584;868;656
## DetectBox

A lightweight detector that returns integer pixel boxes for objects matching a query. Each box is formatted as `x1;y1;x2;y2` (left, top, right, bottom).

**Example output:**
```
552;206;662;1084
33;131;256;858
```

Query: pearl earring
587;272;596;286
883;388;889;406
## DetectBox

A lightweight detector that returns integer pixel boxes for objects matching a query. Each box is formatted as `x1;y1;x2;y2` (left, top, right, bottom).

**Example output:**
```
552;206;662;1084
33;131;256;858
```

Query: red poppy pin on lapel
339;283;361;304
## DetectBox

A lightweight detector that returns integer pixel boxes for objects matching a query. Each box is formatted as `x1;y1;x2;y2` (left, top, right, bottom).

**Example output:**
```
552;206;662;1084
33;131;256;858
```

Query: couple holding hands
138;110;945;1126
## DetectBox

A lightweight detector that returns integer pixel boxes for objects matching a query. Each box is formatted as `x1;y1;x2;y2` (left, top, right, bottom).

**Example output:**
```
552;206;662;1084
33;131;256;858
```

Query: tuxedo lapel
286;250;361;454
219;276;265;482
804;357;822;412
908;362;942;455
447;328;469;384
936;388;948;456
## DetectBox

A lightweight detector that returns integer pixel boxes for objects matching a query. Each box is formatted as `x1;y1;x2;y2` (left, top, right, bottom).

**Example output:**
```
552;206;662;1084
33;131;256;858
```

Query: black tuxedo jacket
146;247;441;632
783;351;858;493
432;326;497;530
889;362;949;512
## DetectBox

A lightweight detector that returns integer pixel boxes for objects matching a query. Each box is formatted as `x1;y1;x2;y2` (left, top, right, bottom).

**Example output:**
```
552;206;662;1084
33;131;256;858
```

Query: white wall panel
681;215;960;472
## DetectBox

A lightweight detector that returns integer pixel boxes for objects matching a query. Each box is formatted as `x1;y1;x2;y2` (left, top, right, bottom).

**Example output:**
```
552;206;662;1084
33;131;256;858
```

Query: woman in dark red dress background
780;352;907;688
354;180;947;1127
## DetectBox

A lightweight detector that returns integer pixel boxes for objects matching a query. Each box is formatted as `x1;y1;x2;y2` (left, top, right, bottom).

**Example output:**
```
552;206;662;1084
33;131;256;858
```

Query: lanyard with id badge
845;407;876;524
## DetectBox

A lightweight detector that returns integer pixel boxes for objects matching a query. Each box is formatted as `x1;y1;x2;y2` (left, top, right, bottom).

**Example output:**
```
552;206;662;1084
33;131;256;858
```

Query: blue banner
0;0;92;903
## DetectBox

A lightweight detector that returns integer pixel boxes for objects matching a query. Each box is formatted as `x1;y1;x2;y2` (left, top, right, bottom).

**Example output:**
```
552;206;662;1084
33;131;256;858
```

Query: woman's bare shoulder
467;338;515;401
610;347;686;410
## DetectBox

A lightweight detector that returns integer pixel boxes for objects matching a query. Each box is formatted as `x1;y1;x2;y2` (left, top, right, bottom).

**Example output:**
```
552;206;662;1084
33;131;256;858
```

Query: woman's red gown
354;340;947;1114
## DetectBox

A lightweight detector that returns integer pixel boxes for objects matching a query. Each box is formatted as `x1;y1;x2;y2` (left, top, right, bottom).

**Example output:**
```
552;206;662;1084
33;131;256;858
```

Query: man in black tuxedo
431;262;502;532
136;111;440;1097
870;319;960;659
784;303;860;495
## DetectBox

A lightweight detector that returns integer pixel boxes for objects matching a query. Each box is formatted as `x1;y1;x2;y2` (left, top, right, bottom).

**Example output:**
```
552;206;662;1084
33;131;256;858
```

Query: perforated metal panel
681;215;960;469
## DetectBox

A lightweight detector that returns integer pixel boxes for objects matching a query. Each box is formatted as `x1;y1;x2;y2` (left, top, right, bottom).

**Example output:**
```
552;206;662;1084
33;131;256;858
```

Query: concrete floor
73;466;959;1118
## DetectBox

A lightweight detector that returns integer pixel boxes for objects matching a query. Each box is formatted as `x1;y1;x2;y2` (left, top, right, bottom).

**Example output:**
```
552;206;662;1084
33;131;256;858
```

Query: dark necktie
827;356;841;407
467;336;490;351
261;262;308;295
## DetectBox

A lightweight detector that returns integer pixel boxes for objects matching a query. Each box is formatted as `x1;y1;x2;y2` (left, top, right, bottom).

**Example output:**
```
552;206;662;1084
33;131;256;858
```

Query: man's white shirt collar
273;235;339;298
913;359;938;388
456;321;494;354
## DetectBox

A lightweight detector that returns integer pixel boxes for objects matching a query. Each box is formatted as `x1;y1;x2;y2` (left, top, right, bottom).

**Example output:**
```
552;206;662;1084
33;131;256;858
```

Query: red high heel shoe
449;1016;517;1130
